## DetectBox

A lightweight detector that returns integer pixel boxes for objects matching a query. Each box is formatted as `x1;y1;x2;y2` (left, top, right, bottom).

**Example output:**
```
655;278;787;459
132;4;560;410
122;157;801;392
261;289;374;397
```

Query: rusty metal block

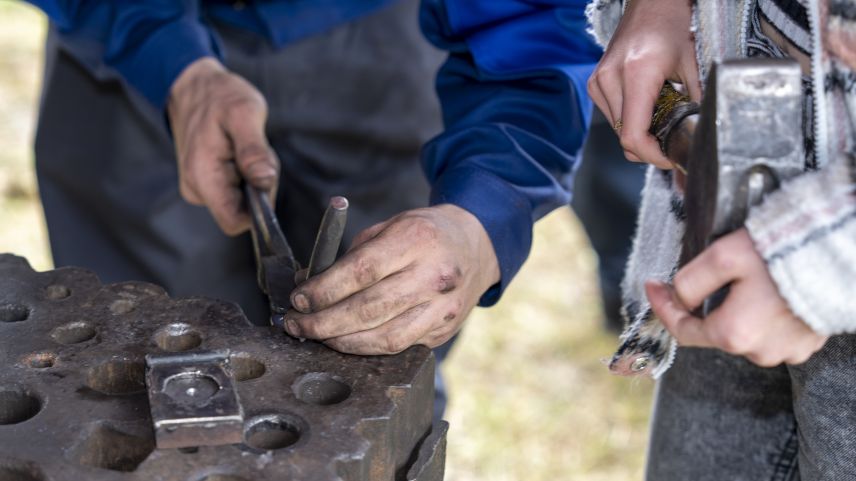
0;254;446;481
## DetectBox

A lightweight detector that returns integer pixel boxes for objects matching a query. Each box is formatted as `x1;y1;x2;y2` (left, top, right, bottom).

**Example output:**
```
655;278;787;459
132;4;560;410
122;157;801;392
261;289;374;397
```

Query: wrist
435;203;501;291
168;57;224;110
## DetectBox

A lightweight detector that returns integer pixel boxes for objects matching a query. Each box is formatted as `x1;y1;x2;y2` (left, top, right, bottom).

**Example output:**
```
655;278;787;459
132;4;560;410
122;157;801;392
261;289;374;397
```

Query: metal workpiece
0;254;445;481
307;196;349;279
146;350;244;449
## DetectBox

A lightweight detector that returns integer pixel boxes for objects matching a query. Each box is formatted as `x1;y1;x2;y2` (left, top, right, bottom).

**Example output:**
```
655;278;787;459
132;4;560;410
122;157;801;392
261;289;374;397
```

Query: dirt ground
0;3;654;479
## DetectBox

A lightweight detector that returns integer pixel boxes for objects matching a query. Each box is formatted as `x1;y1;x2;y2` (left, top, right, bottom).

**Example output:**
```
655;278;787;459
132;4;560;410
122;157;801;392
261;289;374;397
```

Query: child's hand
587;0;701;169
646;229;828;367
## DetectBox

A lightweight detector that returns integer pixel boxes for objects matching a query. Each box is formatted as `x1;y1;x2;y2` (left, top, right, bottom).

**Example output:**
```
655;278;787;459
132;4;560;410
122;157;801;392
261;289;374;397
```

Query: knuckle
297;319;322;339
356;299;381;324
709;245;736;272
619;130;645;152
351;253;381;286
406;217;440;244
438;298;465;325
423;331;451;348
383;332;410;354
236;143;270;165
623;56;647;73
434;264;463;294
594;65;616;82
587;73;602;95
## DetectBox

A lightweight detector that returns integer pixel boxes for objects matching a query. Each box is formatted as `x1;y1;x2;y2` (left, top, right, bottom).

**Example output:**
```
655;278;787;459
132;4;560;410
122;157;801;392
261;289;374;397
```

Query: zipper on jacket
807;0;830;168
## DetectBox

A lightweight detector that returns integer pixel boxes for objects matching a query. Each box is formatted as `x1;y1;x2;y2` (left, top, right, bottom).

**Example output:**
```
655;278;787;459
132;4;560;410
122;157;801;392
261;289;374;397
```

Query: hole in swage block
154;323;202;352
229;353;265;381
293;372;351;406
45;284;70;300
109;299;136;315
74;423;154;472
0;304;29;323
50;321;96;344
244;414;302;450
0;389;42;425
86;358;145;395
22;353;55;369
0;459;45;481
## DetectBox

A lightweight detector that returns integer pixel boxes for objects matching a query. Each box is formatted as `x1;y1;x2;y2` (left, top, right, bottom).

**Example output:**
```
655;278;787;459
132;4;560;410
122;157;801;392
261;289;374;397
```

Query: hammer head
681;59;805;264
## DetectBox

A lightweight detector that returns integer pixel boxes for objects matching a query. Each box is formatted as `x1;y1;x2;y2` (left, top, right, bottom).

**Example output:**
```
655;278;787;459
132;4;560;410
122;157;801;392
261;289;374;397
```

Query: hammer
652;58;805;312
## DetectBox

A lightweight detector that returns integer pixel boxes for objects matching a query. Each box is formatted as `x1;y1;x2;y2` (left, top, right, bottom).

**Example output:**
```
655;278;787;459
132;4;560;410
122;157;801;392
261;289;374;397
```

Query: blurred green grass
0;2;654;479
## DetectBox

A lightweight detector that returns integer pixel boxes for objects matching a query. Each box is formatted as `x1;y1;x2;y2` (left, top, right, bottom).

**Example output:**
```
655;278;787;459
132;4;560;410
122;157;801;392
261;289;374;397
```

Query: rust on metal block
0;254;445;481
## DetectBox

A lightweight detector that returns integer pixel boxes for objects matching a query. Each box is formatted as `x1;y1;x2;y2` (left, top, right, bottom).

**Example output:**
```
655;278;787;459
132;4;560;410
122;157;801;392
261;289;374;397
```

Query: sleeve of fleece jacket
420;0;602;306
746;154;856;335
26;0;218;110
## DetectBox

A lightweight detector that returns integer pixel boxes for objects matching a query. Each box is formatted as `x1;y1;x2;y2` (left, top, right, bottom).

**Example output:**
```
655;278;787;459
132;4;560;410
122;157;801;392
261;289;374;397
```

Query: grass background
0;3;654;479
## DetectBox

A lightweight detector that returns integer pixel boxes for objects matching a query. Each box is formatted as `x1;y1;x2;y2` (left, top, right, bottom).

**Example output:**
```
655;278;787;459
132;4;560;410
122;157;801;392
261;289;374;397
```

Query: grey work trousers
647;337;856;480
35;0;454;418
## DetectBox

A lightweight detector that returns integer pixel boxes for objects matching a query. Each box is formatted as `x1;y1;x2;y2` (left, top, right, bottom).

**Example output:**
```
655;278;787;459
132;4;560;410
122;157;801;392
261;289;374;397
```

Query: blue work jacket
26;0;602;306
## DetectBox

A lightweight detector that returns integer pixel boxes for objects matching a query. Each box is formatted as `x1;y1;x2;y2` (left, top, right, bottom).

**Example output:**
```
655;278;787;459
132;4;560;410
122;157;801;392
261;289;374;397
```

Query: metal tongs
243;183;348;326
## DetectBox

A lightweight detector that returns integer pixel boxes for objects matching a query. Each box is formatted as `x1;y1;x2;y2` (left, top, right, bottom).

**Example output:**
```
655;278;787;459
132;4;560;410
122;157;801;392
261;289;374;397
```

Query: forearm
421;0;601;305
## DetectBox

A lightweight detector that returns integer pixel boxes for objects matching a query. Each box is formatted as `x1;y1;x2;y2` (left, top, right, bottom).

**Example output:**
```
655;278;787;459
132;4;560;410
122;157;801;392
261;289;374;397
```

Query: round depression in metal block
86;358;146;395
0;459;45;481
0;304;29;323
0;388;42;425
44;284;71;300
293;372;351;406
154;323;203;352
229;353;265;382
21;353;55;369
50;321;96;345
73;423;154;472
243;414;304;451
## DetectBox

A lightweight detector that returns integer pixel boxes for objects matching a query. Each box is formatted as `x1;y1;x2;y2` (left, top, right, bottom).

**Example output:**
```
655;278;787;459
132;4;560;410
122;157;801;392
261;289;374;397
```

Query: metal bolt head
630;356;650;372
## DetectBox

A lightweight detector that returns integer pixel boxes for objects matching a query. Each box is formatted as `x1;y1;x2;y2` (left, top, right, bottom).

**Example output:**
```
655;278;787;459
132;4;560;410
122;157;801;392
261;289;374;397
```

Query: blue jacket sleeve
27;0;218;109
420;0;602;306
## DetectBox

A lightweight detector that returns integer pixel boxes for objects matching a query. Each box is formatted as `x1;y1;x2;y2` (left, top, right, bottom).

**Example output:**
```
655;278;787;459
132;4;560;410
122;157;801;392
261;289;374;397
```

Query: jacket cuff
746;156;856;335
429;166;533;307
107;19;217;110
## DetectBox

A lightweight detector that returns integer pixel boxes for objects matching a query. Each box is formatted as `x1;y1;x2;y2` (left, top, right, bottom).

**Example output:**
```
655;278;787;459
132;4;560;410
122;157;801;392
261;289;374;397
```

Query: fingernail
285;319;301;337
292;293;310;313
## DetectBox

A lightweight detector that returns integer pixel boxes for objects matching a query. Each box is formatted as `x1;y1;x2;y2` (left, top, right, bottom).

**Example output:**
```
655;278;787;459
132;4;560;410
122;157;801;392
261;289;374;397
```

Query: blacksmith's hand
168;58;279;235
282;205;500;355
587;0;700;169
646;229;828;367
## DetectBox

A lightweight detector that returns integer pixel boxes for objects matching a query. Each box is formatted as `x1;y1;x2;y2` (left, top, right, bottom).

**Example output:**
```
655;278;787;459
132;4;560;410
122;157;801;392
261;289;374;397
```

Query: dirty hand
283;204;500;355
646;229;828;367
587;0;700;169
168;57;279;235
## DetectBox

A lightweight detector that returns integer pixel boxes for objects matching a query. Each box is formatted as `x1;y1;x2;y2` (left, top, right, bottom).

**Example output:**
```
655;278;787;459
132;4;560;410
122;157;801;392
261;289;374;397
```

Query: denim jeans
646;335;856;480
